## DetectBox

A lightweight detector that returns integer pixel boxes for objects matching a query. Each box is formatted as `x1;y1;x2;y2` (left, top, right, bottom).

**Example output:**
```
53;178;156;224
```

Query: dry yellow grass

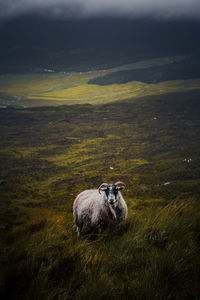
0;71;106;97
1;70;200;106
27;78;200;104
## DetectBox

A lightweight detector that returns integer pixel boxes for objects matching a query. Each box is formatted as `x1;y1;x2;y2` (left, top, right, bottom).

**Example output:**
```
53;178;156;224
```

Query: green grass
1;90;200;299
1;54;200;107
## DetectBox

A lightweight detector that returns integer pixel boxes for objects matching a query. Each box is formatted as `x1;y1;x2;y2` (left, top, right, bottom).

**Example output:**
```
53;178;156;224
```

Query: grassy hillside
1;54;200;108
0;47;169;74
1;90;200;299
88;53;200;85
1;73;200;107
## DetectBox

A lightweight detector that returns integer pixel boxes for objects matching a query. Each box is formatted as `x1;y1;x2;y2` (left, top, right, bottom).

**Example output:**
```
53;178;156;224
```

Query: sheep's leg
76;225;82;237
96;223;101;234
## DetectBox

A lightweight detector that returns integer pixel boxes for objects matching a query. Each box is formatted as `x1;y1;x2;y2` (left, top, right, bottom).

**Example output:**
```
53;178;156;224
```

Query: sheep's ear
99;187;107;194
117;186;125;191
98;183;108;194
100;187;107;191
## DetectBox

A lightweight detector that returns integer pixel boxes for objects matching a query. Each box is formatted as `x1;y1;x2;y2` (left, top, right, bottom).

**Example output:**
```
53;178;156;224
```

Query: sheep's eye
105;189;109;196
114;189;118;195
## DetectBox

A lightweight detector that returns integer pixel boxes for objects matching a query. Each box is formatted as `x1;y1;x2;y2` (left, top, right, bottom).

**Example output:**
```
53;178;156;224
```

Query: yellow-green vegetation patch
1;68;200;107
0;73;67;95
0;71;108;102
23;79;200;105
42;137;148;189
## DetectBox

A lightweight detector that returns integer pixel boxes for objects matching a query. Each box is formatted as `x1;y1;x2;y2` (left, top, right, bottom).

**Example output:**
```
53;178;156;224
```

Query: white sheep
73;181;128;236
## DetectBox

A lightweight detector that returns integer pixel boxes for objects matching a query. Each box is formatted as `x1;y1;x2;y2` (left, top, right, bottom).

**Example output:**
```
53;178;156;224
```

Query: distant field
89;53;200;85
1;54;200;107
25;79;200;105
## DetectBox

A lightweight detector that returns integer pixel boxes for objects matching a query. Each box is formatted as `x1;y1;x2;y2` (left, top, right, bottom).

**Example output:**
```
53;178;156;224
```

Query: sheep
73;181;128;236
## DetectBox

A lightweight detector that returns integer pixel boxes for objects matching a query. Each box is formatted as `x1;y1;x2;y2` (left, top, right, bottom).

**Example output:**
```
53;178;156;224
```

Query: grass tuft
27;215;46;232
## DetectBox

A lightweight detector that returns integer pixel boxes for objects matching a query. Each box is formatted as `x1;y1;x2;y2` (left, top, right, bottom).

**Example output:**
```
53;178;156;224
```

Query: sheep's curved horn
98;183;108;194
115;181;126;189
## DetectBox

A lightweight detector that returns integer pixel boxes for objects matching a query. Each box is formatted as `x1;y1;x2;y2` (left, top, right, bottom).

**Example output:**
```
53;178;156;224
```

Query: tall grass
1;200;200;299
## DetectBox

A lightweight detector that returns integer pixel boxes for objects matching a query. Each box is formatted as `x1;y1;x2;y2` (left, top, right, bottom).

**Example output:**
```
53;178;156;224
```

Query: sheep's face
100;184;124;206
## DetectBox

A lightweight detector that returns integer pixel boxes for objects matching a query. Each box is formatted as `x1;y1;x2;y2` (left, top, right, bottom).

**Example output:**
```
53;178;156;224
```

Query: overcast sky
1;0;200;55
1;0;200;21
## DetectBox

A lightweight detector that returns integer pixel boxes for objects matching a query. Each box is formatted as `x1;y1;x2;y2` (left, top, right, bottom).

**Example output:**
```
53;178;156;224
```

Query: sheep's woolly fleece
73;188;127;234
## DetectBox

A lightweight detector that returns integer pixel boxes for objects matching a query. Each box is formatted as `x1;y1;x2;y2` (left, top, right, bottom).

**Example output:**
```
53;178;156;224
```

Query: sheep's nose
109;199;115;205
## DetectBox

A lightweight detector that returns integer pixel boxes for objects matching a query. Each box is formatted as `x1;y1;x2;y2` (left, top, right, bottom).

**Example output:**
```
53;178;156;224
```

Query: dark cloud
1;0;200;21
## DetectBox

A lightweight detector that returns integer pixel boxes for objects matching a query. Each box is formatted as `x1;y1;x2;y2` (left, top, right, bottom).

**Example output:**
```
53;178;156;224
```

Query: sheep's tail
73;206;77;224
73;202;78;224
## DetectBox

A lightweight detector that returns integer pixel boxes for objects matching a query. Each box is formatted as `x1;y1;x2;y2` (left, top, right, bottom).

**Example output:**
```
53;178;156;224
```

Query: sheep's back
73;189;107;226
